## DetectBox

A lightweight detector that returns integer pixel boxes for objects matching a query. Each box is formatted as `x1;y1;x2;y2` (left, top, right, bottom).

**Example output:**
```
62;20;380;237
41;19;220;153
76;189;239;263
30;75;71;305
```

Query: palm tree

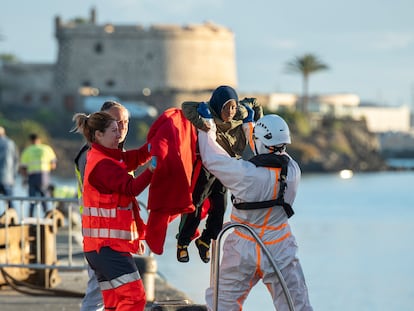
285;53;329;114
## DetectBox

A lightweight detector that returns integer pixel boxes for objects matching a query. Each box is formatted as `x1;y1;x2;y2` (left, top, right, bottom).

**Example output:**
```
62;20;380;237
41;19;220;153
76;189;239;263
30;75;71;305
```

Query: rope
0;268;84;298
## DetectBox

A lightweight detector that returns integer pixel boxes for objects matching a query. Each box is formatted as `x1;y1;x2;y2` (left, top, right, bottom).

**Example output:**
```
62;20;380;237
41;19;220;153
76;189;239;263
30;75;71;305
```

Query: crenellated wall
53;10;237;111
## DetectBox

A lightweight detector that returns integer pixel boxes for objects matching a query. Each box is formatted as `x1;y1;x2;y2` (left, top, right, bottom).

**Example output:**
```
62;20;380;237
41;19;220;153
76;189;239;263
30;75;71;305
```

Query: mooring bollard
134;255;158;302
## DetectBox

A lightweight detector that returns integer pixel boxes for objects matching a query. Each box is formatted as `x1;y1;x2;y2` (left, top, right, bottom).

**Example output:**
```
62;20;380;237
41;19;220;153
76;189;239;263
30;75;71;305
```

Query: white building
257;92;411;133
350;104;411;133
313;93;360;116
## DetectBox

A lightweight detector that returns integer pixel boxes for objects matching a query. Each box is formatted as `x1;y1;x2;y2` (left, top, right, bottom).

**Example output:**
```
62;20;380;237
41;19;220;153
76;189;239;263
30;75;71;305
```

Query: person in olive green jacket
176;85;263;263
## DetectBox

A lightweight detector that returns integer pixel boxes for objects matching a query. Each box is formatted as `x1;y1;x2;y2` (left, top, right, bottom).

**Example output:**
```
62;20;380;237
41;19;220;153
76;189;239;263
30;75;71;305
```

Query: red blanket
146;108;198;254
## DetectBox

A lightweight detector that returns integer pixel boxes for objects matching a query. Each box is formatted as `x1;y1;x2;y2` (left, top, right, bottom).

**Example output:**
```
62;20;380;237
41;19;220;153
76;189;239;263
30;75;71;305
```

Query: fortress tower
54;8;237;112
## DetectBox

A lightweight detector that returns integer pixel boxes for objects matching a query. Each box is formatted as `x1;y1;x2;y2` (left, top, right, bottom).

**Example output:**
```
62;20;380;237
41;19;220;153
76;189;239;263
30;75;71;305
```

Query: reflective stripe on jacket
82;147;140;253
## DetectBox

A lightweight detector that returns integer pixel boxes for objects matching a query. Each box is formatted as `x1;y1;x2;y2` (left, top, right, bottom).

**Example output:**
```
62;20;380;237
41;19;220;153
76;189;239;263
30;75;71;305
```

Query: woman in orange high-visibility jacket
72;111;154;311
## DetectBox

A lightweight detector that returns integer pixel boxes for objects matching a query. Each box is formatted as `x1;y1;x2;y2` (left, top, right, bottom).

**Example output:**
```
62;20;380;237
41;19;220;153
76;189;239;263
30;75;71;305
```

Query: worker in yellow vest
47;183;80;227
19;133;57;217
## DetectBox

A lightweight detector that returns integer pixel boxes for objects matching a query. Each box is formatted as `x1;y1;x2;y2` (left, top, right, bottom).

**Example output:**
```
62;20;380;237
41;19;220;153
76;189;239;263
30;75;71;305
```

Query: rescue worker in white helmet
197;104;313;311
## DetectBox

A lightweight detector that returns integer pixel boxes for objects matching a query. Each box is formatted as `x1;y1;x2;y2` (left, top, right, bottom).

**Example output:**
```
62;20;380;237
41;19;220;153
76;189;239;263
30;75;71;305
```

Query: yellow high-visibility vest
20;144;57;174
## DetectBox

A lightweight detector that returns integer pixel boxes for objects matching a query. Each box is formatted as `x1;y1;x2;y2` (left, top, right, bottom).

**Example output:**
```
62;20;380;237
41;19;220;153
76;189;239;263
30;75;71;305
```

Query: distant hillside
53;115;388;178
287;117;387;172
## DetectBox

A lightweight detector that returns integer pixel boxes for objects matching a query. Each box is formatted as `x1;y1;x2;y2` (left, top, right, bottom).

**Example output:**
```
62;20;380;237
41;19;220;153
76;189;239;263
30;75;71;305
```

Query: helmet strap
254;140;282;155
269;144;286;154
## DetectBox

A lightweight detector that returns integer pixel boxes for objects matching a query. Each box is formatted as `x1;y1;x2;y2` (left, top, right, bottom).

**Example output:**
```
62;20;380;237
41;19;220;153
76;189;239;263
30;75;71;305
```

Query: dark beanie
209;86;238;116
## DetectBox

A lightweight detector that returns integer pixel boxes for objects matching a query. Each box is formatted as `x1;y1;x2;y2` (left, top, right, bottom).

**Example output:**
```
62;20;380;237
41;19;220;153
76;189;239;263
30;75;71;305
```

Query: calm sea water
11;171;414;310
150;171;414;311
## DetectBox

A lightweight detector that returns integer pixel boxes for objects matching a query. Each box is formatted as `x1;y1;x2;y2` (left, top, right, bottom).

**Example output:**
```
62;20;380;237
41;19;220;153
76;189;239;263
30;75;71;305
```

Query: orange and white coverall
198;122;313;311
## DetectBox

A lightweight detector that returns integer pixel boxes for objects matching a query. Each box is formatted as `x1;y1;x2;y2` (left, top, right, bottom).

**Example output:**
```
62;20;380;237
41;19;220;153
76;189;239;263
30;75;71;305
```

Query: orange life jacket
82;147;140;253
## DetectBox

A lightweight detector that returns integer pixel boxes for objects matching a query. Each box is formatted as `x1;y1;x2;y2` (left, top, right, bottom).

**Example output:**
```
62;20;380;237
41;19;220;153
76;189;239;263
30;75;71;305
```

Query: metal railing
210;222;296;311
0;195;158;298
0;196;151;272
0;195;84;271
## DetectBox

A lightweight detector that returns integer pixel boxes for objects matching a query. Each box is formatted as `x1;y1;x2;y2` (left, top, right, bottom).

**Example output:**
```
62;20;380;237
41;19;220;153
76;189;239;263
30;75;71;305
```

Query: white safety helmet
253;114;291;155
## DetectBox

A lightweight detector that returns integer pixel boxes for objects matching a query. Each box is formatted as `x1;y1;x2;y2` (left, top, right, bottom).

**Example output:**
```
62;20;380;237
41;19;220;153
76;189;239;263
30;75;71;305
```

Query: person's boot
177;244;189;263
195;238;210;263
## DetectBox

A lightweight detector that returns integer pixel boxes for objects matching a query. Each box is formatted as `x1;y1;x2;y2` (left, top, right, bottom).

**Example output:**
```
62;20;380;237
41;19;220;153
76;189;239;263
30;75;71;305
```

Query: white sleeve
197;123;258;198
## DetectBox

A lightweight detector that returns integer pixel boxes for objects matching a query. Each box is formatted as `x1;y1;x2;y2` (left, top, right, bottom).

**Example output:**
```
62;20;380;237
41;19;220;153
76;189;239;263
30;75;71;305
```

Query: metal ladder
210;222;296;311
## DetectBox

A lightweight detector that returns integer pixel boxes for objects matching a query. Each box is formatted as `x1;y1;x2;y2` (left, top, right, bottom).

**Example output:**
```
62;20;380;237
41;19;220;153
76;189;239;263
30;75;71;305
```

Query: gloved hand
197;102;213;119
239;97;257;107
149;156;157;172
241;102;255;123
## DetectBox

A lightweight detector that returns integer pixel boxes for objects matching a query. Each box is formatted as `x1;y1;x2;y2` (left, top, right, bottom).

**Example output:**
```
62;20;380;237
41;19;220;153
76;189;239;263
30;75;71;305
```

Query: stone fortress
1;8;237;113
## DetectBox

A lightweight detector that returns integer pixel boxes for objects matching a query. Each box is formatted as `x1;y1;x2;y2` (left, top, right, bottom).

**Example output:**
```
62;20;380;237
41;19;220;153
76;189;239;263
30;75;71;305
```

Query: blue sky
1;0;413;106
